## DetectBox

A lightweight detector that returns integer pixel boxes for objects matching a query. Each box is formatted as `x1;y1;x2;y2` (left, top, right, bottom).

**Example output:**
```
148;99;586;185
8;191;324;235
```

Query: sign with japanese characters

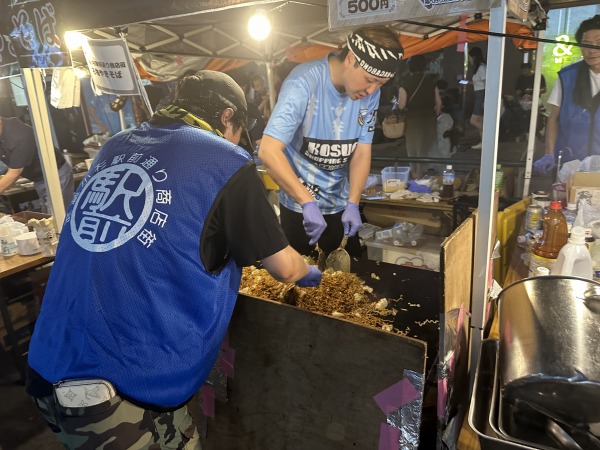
329;0;495;29
4;0;72;69
82;38;140;95
67;153;171;252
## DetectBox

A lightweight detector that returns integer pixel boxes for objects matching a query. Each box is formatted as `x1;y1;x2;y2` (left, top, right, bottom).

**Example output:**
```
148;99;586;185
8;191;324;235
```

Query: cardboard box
365;235;443;271
568;172;600;206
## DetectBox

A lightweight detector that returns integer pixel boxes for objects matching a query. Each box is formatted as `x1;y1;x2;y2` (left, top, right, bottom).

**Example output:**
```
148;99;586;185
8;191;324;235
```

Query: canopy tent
62;0;538;82
285;19;537;64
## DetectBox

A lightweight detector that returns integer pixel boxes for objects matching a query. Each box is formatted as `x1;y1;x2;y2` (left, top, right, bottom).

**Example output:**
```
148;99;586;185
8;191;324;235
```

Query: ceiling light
64;31;87;50
248;10;271;41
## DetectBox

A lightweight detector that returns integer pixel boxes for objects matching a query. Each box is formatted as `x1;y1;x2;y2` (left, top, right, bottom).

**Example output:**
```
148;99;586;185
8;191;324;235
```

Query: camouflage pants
32;393;201;449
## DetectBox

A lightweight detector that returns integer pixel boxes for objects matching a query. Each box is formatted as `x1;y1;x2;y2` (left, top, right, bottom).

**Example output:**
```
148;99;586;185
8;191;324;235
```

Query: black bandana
347;31;403;79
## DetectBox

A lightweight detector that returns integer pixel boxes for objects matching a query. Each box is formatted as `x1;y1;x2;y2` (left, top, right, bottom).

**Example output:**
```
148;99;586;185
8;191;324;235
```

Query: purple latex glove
407;180;432;193
533;154;556;175
341;202;362;237
296;265;322;287
302;201;327;245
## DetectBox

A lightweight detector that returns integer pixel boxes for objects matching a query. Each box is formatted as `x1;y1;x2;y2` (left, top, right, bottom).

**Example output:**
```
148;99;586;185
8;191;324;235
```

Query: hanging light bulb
248;9;271;41
64;31;87;50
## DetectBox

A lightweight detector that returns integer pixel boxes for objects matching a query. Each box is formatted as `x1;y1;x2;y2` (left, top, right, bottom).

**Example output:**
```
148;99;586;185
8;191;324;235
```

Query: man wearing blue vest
258;26;403;258
534;15;600;173
25;71;321;449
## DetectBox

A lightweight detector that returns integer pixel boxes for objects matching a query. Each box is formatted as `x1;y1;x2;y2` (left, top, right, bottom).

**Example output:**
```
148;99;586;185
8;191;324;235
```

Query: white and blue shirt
264;55;379;214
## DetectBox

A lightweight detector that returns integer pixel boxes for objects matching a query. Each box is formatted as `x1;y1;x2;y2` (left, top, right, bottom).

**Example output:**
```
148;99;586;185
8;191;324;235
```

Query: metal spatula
325;236;350;272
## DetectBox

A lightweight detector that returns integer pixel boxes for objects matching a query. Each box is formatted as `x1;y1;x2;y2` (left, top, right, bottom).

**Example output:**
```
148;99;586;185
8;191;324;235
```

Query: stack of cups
0;221;29;258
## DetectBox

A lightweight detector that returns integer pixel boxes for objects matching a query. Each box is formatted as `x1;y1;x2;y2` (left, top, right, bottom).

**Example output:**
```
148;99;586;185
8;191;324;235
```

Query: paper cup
16;232;41;256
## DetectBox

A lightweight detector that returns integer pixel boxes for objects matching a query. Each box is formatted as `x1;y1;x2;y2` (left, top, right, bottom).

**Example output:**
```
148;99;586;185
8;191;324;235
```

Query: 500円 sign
330;0;495;29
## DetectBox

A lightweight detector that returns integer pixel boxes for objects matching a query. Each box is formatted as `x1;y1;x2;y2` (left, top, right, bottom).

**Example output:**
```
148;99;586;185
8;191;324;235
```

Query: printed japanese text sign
82;39;139;95
329;0;496;29
4;0;72;69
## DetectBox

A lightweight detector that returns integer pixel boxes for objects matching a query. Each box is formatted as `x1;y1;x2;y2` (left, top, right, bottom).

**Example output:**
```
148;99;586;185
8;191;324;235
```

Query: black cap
176;70;256;153
176;70;248;120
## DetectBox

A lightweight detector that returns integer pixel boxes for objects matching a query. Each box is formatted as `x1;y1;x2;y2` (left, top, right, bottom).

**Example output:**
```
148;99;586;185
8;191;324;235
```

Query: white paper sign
82;39;139;95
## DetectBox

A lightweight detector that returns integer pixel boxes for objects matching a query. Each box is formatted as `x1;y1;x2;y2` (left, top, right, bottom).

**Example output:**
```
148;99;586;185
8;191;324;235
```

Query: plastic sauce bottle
552;226;593;279
442;165;455;198
529;201;568;276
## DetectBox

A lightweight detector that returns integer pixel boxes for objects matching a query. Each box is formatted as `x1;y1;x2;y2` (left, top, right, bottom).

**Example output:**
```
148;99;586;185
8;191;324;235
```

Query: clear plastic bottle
442;165;455;198
529;201;568;276
552;226;593;279
563;202;577;233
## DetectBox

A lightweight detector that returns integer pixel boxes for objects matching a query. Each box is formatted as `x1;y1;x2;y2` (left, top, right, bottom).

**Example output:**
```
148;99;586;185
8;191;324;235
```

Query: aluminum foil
386;369;424;450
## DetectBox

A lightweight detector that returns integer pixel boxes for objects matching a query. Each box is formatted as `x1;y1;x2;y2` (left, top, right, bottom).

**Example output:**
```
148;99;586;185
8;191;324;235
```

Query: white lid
567;202;577;210
535;267;550;276
569;226;586;244
446;165;453;170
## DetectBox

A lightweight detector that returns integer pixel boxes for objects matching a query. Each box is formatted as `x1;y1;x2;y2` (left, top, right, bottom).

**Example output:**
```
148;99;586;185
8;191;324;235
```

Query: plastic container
365;235;443;271
381;166;410;193
528;201;568;276
442;165;455;198
553;226;593;278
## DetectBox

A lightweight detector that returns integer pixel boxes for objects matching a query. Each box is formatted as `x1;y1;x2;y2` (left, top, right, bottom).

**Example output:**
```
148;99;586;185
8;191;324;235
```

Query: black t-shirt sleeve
4;119;36;170
201;161;289;271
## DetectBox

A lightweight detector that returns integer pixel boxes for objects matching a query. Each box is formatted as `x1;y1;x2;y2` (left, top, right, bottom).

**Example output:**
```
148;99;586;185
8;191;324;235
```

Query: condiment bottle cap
550;201;562;211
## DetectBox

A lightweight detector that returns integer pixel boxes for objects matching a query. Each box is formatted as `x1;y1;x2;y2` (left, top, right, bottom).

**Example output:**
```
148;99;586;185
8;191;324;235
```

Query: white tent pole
21;68;66;231
264;36;276;112
469;0;506;389
265;61;276;112
523;30;545;198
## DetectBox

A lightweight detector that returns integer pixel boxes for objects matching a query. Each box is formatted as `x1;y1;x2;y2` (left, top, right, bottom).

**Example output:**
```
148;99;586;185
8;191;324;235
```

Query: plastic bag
578;155;600;173
391;221;423;246
573;200;600;232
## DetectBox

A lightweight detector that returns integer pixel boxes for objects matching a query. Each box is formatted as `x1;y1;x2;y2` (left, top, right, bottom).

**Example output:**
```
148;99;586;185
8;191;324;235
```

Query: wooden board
439;215;475;446
202;294;427;450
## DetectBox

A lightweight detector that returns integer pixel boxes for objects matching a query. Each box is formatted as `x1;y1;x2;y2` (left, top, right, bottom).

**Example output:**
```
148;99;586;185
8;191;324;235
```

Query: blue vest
28;122;250;407
555;61;600;161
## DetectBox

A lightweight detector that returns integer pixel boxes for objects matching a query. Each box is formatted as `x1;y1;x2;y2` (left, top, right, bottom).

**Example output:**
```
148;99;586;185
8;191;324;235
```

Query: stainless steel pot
498;276;600;425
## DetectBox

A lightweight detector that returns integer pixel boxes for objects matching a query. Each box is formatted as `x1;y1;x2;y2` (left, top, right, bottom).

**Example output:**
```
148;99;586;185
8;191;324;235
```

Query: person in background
436;78;449;98
437;95;456;159
468;46;486;150
515;62;547;100
534;15;600;174
231;73;266;149
514;62;547;140
397;55;442;177
26;71;321;449
250;73;272;122
258;26;403;257
0;116;73;214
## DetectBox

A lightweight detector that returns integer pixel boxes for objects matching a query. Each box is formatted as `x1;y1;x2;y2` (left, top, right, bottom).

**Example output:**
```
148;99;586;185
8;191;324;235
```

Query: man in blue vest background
535;15;600;173
26;70;322;449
